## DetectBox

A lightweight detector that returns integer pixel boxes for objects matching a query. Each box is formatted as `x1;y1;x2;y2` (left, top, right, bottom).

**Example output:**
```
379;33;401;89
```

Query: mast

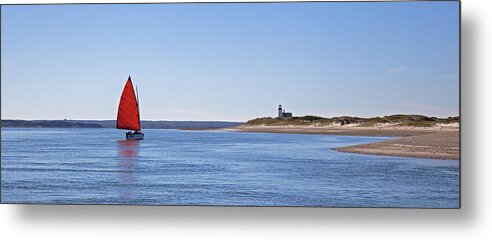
136;85;139;105
136;85;141;127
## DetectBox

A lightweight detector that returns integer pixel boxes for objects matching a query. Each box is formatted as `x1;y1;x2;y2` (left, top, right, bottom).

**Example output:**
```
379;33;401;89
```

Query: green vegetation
244;115;459;128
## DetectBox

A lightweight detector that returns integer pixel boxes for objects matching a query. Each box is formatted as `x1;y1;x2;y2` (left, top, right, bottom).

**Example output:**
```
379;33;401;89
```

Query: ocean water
1;128;459;208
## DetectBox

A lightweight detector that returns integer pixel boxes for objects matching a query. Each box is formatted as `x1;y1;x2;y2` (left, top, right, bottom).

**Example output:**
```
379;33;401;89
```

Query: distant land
1;120;243;129
226;114;460;160
2;114;460;129
244;114;459;128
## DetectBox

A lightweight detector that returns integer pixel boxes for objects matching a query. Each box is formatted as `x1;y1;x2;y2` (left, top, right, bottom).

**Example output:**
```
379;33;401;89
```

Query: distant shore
222;125;459;160
1;119;242;130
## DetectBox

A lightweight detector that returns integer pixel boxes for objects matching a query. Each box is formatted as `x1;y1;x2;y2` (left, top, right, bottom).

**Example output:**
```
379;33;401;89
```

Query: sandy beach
336;131;459;160
223;125;459;160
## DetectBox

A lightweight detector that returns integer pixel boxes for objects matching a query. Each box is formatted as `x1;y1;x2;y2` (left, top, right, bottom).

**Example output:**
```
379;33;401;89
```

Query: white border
2;0;492;240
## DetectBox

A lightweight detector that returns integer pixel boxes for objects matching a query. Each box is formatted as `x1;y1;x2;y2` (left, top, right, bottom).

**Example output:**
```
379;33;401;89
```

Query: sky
1;2;459;121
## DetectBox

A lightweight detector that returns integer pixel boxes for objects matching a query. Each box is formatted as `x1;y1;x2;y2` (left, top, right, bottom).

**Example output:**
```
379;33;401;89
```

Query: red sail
116;77;141;131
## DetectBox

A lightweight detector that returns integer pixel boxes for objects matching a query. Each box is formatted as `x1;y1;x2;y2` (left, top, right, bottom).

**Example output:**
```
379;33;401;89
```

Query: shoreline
222;126;459;160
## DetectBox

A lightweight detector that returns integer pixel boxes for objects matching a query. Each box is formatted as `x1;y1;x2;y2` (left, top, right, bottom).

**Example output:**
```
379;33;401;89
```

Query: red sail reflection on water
117;140;140;200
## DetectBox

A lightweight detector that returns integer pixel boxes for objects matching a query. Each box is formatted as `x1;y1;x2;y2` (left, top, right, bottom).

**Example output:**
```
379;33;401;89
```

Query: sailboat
117;76;144;140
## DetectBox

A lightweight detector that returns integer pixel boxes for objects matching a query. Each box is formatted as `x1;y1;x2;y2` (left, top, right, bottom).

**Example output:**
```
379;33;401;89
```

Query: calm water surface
1;128;459;208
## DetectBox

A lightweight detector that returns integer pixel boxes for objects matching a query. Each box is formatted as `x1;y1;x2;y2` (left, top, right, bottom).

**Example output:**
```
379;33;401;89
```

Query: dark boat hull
126;131;144;140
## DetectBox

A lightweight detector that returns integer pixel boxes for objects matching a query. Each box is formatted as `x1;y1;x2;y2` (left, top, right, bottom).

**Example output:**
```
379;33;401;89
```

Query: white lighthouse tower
278;104;283;118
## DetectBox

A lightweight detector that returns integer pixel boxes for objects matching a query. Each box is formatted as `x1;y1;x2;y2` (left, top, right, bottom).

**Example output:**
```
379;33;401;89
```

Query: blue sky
1;2;459;121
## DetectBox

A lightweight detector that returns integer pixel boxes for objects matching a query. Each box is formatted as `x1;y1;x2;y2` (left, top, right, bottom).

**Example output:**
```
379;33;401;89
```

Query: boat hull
126;131;144;140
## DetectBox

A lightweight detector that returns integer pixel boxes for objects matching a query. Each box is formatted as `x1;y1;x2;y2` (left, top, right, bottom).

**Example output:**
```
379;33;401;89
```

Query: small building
278;104;293;119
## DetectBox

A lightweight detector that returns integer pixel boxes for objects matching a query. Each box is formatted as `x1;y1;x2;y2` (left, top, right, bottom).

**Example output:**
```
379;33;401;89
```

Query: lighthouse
277;104;293;119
